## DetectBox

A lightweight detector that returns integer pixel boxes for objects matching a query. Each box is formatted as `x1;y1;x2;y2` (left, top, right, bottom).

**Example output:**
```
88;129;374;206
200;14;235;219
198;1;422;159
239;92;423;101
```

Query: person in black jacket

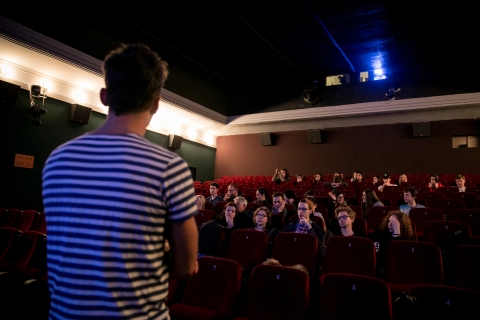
283;198;324;242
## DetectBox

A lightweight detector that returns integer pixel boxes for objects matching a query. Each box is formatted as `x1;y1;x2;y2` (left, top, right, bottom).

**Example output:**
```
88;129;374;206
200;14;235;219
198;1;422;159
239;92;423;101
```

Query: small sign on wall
14;153;34;169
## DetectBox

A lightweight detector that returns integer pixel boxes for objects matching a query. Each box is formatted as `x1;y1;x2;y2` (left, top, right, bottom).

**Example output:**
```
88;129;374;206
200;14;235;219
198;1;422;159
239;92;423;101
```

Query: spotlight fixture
303;80;321;106
338;75;347;84
28;84;48;126
385;82;401;101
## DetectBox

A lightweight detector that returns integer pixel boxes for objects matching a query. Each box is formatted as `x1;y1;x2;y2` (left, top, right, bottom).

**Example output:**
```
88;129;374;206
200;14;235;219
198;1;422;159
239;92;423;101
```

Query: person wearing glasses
223;183;239;202
282;198;324;242
251;206;280;254
322;206;356;246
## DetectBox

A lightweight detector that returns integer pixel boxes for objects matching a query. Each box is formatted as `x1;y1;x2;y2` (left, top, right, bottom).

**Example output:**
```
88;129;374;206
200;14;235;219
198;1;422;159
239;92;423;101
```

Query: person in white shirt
456;174;466;192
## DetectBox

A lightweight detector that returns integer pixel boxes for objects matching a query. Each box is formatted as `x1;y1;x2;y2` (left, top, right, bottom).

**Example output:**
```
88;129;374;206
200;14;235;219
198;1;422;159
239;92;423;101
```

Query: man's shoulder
415;204;425;208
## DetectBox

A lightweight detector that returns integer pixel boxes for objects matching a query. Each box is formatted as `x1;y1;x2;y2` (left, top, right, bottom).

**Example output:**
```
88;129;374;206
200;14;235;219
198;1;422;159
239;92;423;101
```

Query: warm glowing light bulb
39;80;52;92
0;65;13;78
75;91;87;102
186;127;197;139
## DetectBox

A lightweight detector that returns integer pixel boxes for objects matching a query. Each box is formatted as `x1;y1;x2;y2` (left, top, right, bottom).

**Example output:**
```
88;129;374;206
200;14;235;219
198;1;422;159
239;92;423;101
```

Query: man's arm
168;217;198;278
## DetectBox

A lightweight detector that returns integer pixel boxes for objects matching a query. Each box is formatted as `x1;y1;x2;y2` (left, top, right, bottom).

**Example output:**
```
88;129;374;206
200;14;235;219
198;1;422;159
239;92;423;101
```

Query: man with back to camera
399;187;425;216
42;44;198;319
206;182;223;207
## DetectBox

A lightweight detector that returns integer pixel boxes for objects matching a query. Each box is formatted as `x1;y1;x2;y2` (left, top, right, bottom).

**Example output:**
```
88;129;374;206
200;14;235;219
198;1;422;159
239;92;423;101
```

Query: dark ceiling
2;1;479;116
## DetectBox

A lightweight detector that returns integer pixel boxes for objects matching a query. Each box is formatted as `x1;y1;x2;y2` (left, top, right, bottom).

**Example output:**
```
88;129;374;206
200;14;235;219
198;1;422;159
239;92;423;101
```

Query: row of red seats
166;239;480;319
0;208;46;234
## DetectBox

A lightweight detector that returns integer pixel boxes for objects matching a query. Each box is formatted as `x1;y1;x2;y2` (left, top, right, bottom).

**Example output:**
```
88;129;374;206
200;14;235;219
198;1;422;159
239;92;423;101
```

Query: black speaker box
70;104;92;124
307;129;322;144
413;122;430;137
0;80;20;107
169;135;183;149
259;133;272;146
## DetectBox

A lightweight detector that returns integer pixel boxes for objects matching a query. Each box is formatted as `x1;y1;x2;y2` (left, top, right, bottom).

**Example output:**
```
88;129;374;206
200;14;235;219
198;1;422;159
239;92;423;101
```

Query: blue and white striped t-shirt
42;133;197;319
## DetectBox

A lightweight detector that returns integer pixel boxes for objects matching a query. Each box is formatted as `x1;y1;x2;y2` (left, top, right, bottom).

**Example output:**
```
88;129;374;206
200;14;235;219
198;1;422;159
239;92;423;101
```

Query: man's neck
211;194;218;198
408;200;417;208
341;227;354;236
91;110;152;137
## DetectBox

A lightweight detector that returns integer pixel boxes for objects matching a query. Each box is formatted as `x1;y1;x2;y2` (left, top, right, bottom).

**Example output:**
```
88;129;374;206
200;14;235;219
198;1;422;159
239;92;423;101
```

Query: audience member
251;206;280;253
284;189;296;205
310;197;327;232
372;175;381;187
312;173;323;188
271;192;292;223
223;183;239;201
206;182;223;207
398;187;425;215
350;171;359;183
362;188;384;219
322;206;356;246
255;187;270;206
235;196;253;220
272;168;290;184
373;210;414;275
428;174;443;191
196;195;206;210
215;202;252;230
294;174;303;186
456;174;466;192
378;173;397;192
283;198;324;242
397;173;408;186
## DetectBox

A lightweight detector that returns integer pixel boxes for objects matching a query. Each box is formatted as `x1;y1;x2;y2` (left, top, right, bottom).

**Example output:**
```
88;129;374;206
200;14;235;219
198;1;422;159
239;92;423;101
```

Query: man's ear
100;88;108;106
150;97;160;115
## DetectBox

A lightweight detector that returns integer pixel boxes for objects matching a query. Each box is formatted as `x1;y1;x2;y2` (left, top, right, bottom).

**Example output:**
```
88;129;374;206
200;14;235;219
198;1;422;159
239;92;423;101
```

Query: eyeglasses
298;207;310;212
256;214;267;218
337;215;350;221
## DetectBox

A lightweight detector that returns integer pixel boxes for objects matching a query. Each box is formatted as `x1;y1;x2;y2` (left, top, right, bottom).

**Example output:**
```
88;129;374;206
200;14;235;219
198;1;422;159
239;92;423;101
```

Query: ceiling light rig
385;82;401;102
28;84;48;126
303;80;322;106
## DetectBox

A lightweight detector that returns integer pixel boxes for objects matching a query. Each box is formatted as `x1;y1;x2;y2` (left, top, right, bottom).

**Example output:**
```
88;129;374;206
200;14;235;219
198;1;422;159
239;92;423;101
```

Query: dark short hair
284;190;295;199
404;187;417;197
210;182;219;189
272;192;285;200
456;174;465;180
257;187;268;197
103;43;169;115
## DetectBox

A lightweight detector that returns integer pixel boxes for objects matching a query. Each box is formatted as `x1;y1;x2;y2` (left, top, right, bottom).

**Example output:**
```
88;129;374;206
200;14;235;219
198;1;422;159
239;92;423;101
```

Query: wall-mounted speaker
168;134;183;149
0;80;20;108
70;104;92;124
307;129;322;144
259;133;272;146
413;122;430;137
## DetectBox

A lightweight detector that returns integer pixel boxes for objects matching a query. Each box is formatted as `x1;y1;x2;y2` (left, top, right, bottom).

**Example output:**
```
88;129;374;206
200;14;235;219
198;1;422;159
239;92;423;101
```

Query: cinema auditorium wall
0;90;216;210
215;119;480;179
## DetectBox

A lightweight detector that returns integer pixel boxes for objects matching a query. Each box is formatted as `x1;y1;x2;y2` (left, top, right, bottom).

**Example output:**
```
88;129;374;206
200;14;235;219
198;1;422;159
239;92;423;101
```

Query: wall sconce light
29;84;48;126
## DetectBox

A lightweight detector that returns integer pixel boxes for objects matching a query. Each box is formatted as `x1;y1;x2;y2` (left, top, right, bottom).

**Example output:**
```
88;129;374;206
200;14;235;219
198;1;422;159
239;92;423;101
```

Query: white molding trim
226;92;480;125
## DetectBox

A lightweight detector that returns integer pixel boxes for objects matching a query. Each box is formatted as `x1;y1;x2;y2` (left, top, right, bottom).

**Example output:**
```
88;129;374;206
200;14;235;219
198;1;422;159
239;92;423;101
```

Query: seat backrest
389;191;405;207
225;229;268;268
436;187;459;198
214;201;230;215
432;198;465;219
378;197;392;206
271;232;318;278
410;284;480;320
31;212;46;234
3;231;46;268
14;210;40;232
450;209;480;237
408;208;445;237
452;244;480;292
239;265;309;320
316;273;392;320
352;217;368;238
195;209;216;229
450;192;477;209
322;236;376;277
366;206;398;232
383;240;443;286
424;220;472;251
0;209;22;228
349;205;363;218
180;256;242;318
418;192;443;207
270;213;285;230
0;227;22;261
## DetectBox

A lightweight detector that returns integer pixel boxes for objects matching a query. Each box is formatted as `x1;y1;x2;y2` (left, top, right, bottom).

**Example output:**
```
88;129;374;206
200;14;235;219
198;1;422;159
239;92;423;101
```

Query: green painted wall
0;89;215;211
